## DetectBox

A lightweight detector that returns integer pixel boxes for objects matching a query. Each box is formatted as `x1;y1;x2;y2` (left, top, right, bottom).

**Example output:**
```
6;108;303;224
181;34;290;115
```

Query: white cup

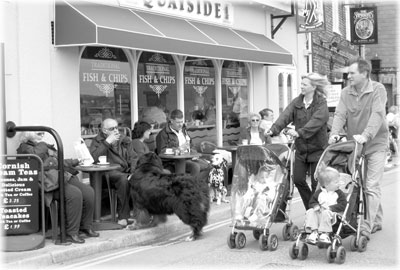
98;156;107;164
242;139;248;145
82;159;92;166
165;148;173;154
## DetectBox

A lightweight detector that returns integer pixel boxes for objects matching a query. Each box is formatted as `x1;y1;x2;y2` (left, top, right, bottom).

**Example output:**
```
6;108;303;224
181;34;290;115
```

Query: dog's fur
208;154;229;204
129;152;210;241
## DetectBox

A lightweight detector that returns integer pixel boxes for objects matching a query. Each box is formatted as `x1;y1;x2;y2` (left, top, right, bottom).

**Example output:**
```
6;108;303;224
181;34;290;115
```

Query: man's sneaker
118;219;128;227
360;230;371;240
318;233;331;244
371;224;382;234
307;231;318;244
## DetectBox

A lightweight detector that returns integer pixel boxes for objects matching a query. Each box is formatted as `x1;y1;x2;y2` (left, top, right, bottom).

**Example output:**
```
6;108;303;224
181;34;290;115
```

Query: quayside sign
119;0;233;25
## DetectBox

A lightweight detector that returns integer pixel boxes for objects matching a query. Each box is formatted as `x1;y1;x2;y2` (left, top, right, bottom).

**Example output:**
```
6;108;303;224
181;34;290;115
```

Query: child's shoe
318;233;331;244
307;231;318;244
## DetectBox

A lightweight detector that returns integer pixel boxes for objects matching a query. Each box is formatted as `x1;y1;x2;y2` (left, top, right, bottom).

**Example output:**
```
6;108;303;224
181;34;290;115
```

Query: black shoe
67;234;85;244
80;228;100;238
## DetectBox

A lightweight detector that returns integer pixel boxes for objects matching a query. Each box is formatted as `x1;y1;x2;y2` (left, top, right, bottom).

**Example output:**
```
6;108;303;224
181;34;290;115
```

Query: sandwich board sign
0;155;45;251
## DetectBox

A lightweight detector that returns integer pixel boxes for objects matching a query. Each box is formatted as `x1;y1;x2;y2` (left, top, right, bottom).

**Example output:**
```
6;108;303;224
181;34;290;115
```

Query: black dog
129;152;210;241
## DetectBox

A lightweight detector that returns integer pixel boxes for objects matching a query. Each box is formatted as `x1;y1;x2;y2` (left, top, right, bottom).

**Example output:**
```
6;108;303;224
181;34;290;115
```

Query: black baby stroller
227;144;299;251
289;140;368;264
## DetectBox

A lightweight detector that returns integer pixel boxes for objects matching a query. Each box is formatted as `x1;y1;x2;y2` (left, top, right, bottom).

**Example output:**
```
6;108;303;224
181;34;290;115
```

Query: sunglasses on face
104;126;118;132
251;119;260;122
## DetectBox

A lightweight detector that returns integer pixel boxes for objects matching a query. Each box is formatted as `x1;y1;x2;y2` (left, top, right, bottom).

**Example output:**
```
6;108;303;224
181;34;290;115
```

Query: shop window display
137;52;177;129
79;47;132;135
184;57;217;149
222;61;249;144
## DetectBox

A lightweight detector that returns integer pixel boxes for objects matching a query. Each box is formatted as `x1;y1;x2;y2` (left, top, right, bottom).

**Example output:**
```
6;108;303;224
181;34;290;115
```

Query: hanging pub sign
350;6;378;45
296;0;326;33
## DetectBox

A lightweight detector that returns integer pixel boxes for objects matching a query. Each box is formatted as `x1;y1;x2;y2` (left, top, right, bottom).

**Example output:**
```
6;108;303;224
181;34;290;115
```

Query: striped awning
54;0;293;65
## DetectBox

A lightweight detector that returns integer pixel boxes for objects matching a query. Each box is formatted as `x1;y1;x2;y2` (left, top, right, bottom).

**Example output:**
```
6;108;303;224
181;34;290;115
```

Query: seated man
90;118;138;226
156;109;210;177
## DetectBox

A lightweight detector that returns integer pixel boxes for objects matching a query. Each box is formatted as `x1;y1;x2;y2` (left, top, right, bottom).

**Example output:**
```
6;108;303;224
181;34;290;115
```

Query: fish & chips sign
119;0;233;25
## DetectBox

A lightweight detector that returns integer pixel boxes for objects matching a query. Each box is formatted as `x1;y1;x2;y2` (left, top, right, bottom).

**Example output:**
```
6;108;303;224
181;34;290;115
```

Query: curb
4;204;231;268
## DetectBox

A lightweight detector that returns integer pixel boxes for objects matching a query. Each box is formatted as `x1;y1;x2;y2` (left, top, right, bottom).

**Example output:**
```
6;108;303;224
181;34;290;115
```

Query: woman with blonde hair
267;72;330;209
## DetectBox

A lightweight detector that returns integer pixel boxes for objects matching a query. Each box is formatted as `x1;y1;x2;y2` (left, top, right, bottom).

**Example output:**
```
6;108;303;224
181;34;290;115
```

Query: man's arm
155;129;168;154
89;137;111;162
330;90;348;137
361;83;387;141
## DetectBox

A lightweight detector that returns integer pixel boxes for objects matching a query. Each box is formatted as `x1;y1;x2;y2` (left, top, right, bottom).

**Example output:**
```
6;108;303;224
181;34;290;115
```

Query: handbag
40;169;59;192
39;155;73;192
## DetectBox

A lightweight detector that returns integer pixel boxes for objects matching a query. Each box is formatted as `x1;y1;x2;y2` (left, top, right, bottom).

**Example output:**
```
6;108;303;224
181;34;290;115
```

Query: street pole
1;43;6;155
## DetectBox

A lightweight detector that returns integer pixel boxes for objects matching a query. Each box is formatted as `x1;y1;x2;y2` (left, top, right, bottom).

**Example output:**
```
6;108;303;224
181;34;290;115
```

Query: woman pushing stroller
267;72;330;210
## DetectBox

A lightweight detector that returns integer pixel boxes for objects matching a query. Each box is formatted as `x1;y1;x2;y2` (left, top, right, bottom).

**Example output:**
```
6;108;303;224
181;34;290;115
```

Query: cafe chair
199;141;217;154
44;195;59;242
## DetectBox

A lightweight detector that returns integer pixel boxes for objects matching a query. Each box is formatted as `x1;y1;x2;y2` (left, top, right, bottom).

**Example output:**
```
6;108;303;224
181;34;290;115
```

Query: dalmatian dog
208;153;229;205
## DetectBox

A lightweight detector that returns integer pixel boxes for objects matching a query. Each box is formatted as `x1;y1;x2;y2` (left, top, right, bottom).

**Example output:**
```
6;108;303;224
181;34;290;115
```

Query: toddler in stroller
305;162;347;245
290;140;368;264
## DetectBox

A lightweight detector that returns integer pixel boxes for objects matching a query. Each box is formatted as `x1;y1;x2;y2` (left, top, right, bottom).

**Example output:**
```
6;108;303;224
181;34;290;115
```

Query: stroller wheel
326;245;335;263
235;232;246;249
289;225;300;241
334;246;346;264
349;235;358;251
253;229;261;240
358;236;368;252
298;242;308;260
282;224;291;241
289;242;298;259
227;232;237;249
259;234;268;251
268;233;279;251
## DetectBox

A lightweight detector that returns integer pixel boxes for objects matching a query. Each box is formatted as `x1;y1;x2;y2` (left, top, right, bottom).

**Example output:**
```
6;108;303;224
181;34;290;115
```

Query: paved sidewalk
1;202;231;269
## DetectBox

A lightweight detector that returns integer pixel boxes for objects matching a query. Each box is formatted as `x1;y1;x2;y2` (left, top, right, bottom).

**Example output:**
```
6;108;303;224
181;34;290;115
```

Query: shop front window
80;47;132;135
184;57;217;148
137;52;177;129
222;61;248;145
184;57;216;124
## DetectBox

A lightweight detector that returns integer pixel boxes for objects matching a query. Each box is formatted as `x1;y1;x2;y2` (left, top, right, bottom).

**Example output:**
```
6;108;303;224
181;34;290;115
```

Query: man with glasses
90;118;138;227
156;109;208;177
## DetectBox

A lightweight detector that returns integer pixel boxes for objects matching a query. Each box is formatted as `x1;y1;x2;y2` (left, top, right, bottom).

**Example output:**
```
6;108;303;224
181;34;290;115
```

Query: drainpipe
1;43;6;155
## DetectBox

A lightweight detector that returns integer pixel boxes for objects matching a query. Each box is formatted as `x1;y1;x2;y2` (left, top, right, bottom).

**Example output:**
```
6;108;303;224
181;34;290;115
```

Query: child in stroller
305;162;347;245
241;164;278;224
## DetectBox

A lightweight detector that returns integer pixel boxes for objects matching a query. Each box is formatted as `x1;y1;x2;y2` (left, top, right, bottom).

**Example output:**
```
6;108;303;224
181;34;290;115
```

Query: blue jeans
361;150;385;233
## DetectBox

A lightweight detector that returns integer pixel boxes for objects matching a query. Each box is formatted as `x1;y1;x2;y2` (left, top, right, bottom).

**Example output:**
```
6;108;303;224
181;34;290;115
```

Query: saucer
80;163;93;167
97;162;110;165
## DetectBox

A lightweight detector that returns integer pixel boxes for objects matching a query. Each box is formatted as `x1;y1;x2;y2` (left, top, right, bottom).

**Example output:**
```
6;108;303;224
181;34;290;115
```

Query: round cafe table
159;152;201;174
75;163;123;230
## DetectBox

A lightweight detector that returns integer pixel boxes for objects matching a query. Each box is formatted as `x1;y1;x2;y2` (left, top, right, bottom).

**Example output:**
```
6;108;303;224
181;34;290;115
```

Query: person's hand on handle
286;129;299;138
353;134;368;144
328;135;340;144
